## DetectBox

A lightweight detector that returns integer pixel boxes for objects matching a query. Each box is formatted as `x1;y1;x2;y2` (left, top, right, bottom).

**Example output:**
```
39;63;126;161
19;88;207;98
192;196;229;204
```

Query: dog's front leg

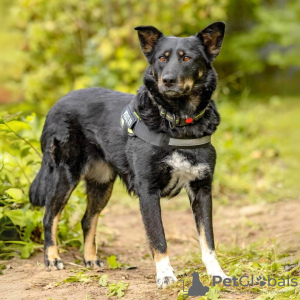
188;180;229;279
138;186;177;288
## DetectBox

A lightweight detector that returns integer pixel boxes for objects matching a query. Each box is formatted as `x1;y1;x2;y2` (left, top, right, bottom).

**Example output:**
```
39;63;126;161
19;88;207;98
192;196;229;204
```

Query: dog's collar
148;92;206;128
121;104;211;148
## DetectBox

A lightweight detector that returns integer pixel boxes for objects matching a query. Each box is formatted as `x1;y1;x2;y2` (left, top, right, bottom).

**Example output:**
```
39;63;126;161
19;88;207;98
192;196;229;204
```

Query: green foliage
0;111;43;258
0;111;85;258
1;0;297;112
8;0;228;110
212;97;299;205
107;255;122;269
206;286;221;300
98;274;108;287
63;272;91;284
107;281;129;298
61;272;129;298
226;0;300;73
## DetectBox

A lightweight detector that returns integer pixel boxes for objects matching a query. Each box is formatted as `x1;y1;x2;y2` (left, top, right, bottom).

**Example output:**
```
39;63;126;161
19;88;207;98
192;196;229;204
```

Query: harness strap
121;104;211;148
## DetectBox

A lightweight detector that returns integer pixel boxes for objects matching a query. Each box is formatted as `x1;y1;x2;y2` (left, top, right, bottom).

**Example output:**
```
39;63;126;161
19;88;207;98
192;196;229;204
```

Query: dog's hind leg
43;166;79;271
82;164;115;269
187;179;229;279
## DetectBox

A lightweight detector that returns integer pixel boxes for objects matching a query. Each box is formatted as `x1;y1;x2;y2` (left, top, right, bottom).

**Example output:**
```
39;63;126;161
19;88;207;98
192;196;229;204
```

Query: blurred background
0;0;299;260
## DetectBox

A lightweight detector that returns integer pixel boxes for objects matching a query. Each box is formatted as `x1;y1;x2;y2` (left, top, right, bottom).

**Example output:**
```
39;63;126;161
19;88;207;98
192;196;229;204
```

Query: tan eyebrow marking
164;51;170;57
179;50;184;56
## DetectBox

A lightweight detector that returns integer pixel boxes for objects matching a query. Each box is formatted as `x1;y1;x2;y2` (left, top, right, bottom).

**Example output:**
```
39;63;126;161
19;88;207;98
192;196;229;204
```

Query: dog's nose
162;75;176;87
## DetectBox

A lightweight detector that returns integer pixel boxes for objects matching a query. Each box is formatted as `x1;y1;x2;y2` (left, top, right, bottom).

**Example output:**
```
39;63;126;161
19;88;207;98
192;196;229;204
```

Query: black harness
121;102;212;148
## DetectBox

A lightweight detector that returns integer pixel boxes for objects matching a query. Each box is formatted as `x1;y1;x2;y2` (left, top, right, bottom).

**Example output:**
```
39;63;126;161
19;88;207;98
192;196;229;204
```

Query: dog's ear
196;22;225;61
135;26;164;62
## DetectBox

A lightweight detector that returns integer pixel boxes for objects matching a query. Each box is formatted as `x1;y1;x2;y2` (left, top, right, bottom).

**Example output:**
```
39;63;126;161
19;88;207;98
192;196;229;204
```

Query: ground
1;196;299;300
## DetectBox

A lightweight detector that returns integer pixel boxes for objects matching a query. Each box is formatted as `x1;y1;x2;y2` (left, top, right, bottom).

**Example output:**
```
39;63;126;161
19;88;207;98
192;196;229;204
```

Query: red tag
185;118;193;124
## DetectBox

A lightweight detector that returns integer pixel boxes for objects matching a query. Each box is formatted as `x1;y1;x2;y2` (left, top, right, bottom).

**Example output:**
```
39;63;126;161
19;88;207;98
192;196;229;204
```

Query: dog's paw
156;274;177;289
155;256;177;288
84;257;104;269
45;246;64;271
45;258;65;271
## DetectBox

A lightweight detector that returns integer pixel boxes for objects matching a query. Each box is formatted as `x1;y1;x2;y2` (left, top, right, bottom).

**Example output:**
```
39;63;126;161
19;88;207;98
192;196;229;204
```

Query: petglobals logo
179;272;298;298
213;275;298;287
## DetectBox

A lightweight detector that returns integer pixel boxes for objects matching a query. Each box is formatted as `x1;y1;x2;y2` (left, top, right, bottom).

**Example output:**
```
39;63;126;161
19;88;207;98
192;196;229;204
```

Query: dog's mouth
160;86;192;98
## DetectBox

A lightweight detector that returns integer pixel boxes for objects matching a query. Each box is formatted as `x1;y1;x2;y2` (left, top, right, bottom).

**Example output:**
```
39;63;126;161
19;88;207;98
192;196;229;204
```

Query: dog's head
135;22;225;106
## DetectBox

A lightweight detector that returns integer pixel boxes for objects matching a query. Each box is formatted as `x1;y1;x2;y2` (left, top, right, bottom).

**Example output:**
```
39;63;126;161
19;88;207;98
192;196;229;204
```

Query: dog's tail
29;161;48;207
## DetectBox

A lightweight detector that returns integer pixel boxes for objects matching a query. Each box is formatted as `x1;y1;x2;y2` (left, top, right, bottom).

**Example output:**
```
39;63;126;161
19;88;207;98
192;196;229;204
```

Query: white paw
156;256;177;288
156;272;177;289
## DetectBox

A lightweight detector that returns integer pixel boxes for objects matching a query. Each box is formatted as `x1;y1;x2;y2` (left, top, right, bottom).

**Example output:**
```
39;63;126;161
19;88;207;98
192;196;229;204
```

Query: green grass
212;96;299;205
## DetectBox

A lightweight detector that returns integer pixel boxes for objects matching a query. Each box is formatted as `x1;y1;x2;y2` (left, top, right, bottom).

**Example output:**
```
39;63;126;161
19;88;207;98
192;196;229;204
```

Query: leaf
4;210;27;227
5;188;23;203
63;272;90;284
177;290;189;300
279;286;295;296
20;242;34;259
0;264;6;275
107;281;129;298
0;252;17;260
123;265;137;270
63;275;80;283
99;274;108;287
252;262;261;269
5;120;30;133
25;113;36;123
206;286;221;300
107;255;121;269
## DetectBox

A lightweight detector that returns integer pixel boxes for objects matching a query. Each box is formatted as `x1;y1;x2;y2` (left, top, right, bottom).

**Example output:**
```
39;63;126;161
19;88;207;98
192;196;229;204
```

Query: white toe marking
156;256;177;288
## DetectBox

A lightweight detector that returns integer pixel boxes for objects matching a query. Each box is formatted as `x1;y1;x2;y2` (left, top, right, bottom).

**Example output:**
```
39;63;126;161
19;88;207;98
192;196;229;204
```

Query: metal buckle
169;113;176;129
159;106;167;119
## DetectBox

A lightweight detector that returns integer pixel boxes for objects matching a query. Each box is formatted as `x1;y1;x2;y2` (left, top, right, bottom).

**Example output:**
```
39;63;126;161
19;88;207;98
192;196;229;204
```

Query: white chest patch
163;152;210;196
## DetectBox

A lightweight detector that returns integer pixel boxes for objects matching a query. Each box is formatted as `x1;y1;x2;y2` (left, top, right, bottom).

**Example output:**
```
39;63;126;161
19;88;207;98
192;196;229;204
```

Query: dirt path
1;199;299;300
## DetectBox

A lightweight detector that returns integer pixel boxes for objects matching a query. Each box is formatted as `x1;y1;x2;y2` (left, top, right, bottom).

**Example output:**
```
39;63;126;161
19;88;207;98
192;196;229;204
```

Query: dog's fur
30;22;229;288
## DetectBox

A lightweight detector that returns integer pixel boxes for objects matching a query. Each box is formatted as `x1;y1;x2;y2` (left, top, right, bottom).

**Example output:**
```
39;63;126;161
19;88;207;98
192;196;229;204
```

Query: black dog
30;22;229;288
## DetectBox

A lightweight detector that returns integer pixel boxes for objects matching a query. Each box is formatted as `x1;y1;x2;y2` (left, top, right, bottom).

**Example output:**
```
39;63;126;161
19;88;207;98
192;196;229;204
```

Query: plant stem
4;122;42;159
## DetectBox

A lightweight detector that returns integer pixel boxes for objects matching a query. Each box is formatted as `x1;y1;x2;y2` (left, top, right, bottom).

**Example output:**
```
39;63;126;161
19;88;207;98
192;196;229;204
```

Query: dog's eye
183;56;191;62
159;56;166;62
